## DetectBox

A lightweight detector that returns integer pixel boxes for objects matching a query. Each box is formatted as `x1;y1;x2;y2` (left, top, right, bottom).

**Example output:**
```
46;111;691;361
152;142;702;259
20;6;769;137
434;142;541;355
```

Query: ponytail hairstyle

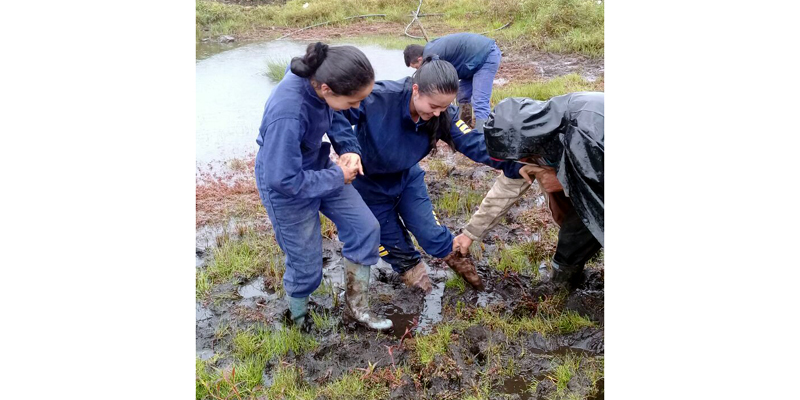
290;42;375;96
411;55;459;153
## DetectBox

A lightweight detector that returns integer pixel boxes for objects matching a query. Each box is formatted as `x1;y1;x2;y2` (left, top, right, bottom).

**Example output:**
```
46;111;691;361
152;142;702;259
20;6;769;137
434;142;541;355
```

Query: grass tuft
414;324;454;365
265;57;290;82
434;187;485;218
469;302;593;338
203;225;285;292
491;236;556;276
233;325;318;362
309;309;337;331
320;213;337;239
196;269;212;299
445;273;467;294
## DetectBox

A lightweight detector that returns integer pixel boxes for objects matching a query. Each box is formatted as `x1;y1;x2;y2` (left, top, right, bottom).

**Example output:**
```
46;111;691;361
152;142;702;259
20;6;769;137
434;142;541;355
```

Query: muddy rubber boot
459;103;474;128
400;261;433;294
285;294;309;326
538;261;584;289
474;118;487;133
344;259;393;331
443;251;484;290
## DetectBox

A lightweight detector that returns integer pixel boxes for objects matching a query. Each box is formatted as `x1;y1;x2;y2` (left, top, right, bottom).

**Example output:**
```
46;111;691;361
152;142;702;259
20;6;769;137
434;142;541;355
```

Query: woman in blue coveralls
255;42;392;331
327;56;522;294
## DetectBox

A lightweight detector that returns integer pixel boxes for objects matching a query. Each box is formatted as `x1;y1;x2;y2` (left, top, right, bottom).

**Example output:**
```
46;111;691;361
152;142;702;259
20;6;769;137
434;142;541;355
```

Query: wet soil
196;150;603;399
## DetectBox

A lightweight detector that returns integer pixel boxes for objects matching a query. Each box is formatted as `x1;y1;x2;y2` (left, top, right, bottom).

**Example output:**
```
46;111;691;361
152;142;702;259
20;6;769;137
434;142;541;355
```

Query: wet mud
196;153;603;399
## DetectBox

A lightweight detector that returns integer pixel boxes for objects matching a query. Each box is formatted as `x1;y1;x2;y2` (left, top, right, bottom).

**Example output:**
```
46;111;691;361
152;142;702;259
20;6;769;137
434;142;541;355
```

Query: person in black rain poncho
452;92;604;289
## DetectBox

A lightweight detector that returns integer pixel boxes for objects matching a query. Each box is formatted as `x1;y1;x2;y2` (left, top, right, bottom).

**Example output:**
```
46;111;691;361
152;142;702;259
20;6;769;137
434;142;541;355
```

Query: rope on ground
404;0;430;41
275;14;387;41
403;0;512;41
476;20;513;35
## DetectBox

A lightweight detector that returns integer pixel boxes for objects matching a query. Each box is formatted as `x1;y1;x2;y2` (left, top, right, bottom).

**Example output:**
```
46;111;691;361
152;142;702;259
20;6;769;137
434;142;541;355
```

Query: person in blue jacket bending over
255;42;392;331
327;56;522;294
403;33;501;133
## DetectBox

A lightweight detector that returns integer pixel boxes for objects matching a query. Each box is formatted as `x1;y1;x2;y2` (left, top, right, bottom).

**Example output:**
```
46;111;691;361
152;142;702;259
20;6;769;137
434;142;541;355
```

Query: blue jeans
353;165;454;274
457;43;502;120
259;182;381;298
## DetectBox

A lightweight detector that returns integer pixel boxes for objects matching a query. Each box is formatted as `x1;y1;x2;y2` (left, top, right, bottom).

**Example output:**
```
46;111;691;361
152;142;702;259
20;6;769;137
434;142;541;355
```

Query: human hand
520;165;563;193
340;164;359;184
453;234;473;256
338;153;364;176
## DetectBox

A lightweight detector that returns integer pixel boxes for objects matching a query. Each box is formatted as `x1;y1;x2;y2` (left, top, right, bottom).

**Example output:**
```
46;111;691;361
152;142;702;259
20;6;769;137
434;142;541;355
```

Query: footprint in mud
415;266;450;334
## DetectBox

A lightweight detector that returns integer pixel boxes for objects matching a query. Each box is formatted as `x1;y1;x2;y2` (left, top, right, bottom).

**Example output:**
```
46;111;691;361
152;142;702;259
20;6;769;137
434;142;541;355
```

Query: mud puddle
501;375;533;399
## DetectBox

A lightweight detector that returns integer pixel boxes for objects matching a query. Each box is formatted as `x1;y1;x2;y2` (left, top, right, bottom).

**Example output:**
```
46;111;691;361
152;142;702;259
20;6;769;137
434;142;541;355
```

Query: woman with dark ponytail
255;42;392;331
327;56;522;294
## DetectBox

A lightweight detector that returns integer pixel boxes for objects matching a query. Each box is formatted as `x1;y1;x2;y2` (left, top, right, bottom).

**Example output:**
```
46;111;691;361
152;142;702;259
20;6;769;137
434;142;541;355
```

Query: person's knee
363;214;381;248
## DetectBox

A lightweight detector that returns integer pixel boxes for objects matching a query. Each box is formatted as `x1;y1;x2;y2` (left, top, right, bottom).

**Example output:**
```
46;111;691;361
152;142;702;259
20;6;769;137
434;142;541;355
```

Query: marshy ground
196;1;604;398
196;148;604;399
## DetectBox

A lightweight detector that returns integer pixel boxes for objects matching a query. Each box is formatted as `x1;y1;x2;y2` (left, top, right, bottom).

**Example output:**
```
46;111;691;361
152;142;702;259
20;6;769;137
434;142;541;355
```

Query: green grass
200;226;284;296
468;240;484;261
196;356;270;400
319;370;391;399
197;325;319;399
196;269;212;299
264;363;318;400
265;57;290;82
529;378;540;396
586;249;604;270
312;278;334;297
491;237;556;276
540;353;604;399
552;354;580;393
491;73;603;105
214;321;231;342
198;360;392;400
233;325;318;361
434;187;485;218
445;273;467;294
196;0;604;58
260;363;391;400
320;213;337;239
469;304;593;338
309;309;337;331
415;323;454;365
425;157;453;178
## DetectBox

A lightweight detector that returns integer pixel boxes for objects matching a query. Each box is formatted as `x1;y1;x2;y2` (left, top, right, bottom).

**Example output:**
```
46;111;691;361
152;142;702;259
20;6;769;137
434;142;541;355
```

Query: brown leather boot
443;251;484;290
400;261;433;294
459;103;474;128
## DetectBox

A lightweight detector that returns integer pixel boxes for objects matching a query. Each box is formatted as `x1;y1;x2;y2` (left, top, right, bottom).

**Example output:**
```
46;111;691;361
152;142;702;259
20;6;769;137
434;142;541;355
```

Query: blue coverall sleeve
449;113;523;179
328;109;362;156
258;117;345;199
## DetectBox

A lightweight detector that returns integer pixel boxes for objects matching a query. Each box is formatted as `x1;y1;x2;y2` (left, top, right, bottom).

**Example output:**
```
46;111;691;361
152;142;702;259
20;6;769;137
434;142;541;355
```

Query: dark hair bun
422;54;440;64
290;42;329;78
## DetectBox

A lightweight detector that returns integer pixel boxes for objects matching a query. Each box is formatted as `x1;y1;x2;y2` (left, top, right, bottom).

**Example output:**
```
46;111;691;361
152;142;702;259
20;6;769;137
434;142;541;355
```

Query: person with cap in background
452;92;604;290
403;33;502;133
